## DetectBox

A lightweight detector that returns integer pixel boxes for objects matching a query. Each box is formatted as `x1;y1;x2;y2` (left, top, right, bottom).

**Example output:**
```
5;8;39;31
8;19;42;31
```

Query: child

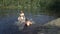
18;11;25;23
24;18;32;27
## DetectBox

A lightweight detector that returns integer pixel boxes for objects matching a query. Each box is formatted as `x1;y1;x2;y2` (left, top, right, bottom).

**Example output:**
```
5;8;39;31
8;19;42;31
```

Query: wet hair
25;18;28;21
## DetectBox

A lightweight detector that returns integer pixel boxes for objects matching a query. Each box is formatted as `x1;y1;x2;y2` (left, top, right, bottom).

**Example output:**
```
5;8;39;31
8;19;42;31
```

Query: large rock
44;18;60;26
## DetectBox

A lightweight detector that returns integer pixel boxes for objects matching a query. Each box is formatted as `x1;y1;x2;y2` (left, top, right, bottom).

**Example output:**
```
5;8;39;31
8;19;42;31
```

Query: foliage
0;0;60;16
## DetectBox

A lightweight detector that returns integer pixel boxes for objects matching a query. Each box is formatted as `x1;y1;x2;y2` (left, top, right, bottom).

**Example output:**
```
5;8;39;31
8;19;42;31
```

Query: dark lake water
0;9;57;34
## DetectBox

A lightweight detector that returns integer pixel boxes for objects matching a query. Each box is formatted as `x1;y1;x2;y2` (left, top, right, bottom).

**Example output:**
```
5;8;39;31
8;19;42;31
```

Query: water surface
0;9;56;34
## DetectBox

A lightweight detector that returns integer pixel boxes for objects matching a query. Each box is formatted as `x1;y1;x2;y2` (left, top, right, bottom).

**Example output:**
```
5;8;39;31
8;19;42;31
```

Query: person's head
20;11;23;13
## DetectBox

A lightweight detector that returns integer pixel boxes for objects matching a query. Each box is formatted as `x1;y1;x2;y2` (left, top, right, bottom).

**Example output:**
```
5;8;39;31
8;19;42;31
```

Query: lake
0;9;58;34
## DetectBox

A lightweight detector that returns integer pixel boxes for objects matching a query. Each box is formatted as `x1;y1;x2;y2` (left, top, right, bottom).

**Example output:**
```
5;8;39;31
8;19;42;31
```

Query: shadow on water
0;9;59;34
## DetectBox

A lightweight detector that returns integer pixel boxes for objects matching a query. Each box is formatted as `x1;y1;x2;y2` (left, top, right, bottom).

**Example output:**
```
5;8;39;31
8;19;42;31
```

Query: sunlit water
0;10;57;34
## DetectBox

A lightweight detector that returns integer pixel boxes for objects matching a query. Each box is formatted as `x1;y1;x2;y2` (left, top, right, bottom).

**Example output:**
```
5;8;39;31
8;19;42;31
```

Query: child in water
24;18;32;27
18;11;32;27
18;11;25;23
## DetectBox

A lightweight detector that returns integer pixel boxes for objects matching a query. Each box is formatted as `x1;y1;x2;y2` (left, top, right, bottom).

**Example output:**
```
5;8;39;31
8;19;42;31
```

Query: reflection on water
0;9;59;34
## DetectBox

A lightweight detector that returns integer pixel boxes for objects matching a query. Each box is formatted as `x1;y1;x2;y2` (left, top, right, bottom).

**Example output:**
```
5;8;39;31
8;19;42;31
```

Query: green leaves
0;0;57;15
0;0;55;9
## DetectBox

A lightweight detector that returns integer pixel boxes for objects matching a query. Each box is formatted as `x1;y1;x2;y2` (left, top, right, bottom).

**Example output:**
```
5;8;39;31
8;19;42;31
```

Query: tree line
0;0;60;17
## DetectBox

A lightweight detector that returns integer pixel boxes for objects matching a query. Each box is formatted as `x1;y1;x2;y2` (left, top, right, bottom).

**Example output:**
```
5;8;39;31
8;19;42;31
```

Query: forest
0;0;60;17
